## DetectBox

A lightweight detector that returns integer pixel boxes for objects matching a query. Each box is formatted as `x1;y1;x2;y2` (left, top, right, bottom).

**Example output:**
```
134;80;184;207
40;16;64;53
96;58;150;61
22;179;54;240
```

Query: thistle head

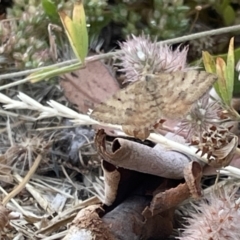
118;34;191;83
178;186;240;240
177;93;221;141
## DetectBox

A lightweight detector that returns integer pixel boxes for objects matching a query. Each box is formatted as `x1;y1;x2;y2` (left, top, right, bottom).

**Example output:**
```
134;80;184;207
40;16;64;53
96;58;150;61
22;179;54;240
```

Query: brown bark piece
142;183;190;218
60;61;120;113
63;205;116;240
101;161;121;206
95;129;191;179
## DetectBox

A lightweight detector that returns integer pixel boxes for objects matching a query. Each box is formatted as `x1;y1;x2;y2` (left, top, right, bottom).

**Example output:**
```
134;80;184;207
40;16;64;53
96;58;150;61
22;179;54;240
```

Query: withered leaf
61;60;119;113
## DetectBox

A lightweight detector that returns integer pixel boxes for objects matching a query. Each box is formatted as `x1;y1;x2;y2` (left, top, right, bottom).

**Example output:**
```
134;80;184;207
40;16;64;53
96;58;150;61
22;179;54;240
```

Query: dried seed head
191;125;238;168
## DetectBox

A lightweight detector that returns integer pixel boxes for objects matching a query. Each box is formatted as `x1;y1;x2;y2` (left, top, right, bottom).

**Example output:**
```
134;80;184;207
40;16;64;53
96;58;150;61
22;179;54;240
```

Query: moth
91;70;218;139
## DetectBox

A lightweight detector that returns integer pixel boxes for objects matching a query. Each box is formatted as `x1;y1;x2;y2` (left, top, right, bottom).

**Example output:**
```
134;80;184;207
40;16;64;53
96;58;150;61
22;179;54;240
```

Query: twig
0;24;239;82
2;154;42;205
0;109;36;121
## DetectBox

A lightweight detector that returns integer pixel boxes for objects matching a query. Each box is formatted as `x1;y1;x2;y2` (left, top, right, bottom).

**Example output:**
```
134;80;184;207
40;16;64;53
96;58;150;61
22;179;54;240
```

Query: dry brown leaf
101;161;121;206
95;129;191;179
142;161;202;217
183;161;202;199
60;60;120;113
142;183;189;218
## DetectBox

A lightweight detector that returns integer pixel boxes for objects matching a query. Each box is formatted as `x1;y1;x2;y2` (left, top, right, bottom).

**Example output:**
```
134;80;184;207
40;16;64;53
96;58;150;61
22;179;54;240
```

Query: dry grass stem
2;154;42;205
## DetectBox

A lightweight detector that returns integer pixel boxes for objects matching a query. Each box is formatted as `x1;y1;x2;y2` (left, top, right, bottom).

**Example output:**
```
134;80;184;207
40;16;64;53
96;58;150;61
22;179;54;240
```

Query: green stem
0;24;240;87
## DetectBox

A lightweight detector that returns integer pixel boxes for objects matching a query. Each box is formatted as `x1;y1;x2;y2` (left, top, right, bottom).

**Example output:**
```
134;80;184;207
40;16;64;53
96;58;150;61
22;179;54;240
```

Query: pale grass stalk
219;166;240;178
30;178;74;199
0;24;240;90
0;109;36;121
0;92;240;179
2;154;42;205
0;185;44;219
13;172;53;214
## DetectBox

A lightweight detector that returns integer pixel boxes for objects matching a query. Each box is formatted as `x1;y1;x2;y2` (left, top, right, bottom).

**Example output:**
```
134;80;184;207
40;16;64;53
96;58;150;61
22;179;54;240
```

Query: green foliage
0;0;74;69
1;0;240;72
59;1;88;63
203;39;235;107
111;0;190;39
214;0;236;26
0;0;107;69
201;45;240;97
41;0;59;22
84;0;110;39
202;38;240;119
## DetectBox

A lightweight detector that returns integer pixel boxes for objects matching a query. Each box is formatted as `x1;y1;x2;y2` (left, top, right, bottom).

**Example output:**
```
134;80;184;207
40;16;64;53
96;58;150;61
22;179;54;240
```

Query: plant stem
0;24;240;81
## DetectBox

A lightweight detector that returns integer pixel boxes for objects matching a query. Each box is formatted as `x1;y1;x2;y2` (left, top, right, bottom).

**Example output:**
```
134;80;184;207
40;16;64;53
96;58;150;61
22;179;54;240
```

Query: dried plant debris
0;204;12;230
95;129;193;179
62;129;205;239
52;125;100;173
0;118;100;174
61;60;120;114
64;179;176;240
64;159;203;240
0;13;239;240
192;125;238;168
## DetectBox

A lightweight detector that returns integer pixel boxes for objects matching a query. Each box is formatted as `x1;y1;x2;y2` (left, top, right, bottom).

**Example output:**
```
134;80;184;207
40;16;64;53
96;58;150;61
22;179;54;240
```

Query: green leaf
59;1;88;63
41;0;58;22
216;57;231;105
221;0;230;10
195;47;240;97
223;5;235;26
72;0;88;62
29;62;82;83
214;0;230;16
202;51;216;73
59;12;82;62
225;37;235;103
202;51;220;96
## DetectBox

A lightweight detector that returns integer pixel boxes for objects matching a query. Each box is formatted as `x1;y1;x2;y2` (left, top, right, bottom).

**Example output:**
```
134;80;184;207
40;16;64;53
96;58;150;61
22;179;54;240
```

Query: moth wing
91;79;162;128
153;70;218;119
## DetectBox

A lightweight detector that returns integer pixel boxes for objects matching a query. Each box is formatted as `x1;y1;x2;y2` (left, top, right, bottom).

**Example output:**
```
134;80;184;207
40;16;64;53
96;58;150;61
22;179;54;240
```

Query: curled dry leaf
60;60;119;113
142;183;189;218
64;194;174;240
142;161;203;218
95;129;191;179
183;161;202;199
101;160;148;207
101;161;121;206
